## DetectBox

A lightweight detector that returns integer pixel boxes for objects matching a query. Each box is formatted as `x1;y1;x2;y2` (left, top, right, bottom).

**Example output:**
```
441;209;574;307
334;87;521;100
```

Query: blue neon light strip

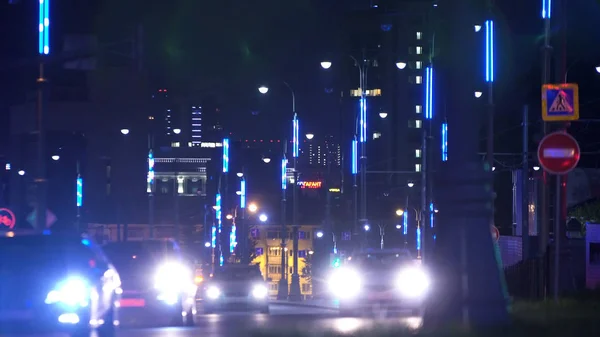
216;193;223;266
222;138;229;173
211;226;216;248
441;123;448;161
39;0;50;55
542;0;552;19
240;179;246;209
293;114;299;158
359;97;367;143
76;177;83;207
351;139;358;175
416;227;421;251
147;150;154;193
485;20;495;83
403;212;408;235
430;203;434;228
281;158;287;190
425;67;434;119
230;224;236;253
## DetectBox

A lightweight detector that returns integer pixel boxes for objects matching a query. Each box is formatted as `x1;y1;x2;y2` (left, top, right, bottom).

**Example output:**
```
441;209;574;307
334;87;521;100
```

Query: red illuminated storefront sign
297;181;322;189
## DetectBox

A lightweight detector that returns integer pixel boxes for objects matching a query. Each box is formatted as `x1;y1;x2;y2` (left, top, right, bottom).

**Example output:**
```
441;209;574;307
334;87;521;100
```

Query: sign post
537;131;580;302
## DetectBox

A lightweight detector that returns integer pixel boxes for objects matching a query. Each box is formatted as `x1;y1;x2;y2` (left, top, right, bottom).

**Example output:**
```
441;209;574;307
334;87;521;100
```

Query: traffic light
332;256;341;268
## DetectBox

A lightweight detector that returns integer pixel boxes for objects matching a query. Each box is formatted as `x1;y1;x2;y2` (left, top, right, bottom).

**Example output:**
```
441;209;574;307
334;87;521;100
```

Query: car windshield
0;235;95;273
213;266;262;281
102;241;177;269
352;252;413;270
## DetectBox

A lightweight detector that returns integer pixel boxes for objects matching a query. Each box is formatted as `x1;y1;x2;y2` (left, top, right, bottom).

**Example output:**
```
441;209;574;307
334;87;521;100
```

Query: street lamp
18;170;25;176
305;133;314;140
316;231;324;238
236;172;244;178
407;182;415;188
395;209;404;216
379;112;388;119
51;155;59;161
474;91;483;98
363;224;370;231
474;24;482;32
262;157;271;164
595;66;600;74
320;61;332;69
248;203;258;213
226;214;233;220
395;61;407;70
173;128;181;134
259;214;268;222
120;129;130;135
533;166;540;171
258;86;269;94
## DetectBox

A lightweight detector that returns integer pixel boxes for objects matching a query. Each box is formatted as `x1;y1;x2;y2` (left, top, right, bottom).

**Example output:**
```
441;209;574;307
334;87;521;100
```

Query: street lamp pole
288;82;302;301
277;151;288;300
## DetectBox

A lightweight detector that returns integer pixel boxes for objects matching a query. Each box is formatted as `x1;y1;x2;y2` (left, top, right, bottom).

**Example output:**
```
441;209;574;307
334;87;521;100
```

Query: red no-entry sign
537;131;580;175
491;225;500;243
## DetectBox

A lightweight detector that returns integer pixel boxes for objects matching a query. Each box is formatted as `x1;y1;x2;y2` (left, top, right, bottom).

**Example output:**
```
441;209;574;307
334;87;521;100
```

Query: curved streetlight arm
282;81;296;113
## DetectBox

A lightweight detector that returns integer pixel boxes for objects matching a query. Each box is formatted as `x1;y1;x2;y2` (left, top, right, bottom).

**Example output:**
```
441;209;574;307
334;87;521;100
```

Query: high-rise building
305;135;342;168
190;105;203;146
150;88;177;146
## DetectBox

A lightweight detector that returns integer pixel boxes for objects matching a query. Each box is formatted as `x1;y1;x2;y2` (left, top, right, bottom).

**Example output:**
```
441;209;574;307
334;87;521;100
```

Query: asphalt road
117;304;422;337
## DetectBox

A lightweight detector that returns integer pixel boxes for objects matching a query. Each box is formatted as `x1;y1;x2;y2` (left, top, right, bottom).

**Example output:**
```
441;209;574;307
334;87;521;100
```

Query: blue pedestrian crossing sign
542;83;579;122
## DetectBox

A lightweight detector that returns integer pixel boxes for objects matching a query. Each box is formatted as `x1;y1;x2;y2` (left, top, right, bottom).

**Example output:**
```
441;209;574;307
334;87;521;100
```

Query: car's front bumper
202;296;268;312
338;291;425;312
118;291;195;325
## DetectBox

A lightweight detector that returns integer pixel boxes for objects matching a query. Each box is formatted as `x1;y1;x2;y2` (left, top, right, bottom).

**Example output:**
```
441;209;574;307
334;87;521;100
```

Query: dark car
0;230;120;337
102;240;196;326
329;249;429;316
202;264;269;314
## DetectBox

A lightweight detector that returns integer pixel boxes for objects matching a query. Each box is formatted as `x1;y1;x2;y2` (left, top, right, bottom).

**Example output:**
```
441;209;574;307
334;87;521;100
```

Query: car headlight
396;267;430;298
252;285;268;299
45;277;90;307
154;262;193;291
328;268;361;299
206;286;220;300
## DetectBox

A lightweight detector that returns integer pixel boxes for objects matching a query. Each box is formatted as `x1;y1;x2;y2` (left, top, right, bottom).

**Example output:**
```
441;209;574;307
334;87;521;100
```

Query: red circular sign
537;131;580;175
491;225;500;242
0;208;16;230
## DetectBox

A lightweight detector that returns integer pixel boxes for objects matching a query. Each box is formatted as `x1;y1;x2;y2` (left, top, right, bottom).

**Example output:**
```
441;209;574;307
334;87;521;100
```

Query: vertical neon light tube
215;194;223;265
351;139;358;175
441;123;448;161
147;150;154;193
293;115;299;158
430;203;434;228
485;20;495;83
222;138;229;173
39;0;50;55
281;158;288;190
425;67;434;119
240;179;246;209
359;98;367;143
403;212;408;235
76;177;83;207
542;0;552;19
416;226;421;252
230;225;236;253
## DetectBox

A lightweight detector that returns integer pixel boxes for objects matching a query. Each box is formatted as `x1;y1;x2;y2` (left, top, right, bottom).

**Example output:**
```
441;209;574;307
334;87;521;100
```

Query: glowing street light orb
305;133;314;140
395;62;407;70
248;203;258;213
320;61;332;69
259;214;268;222
120;129;130;135
258;86;269;94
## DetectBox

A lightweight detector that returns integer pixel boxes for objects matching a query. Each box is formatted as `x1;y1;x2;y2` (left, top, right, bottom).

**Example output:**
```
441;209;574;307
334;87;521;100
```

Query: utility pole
423;0;509;328
277;144;288;300
521;106;530;259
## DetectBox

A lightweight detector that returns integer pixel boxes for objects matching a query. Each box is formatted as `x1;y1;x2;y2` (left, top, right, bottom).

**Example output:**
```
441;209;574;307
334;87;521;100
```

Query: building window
298;231;308;240
255;247;264;256
416;46;423;55
298;250;307;258
268;247;281;256
302;283;311;293
415;61;422;69
268;265;282;274
415;76;422;84
416;120;422;128
416;105;422;114
415;149;422;158
269;283;278;291
415;164;422;172
251;228;260;239
416;32;423;40
267;231;279;239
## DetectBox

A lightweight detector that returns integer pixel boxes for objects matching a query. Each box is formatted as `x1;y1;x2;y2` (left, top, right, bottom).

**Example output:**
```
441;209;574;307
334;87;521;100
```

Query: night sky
2;0;600;156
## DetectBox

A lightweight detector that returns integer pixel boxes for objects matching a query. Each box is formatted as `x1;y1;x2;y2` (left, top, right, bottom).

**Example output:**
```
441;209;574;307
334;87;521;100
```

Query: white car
328;249;429;316
202;265;269;314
